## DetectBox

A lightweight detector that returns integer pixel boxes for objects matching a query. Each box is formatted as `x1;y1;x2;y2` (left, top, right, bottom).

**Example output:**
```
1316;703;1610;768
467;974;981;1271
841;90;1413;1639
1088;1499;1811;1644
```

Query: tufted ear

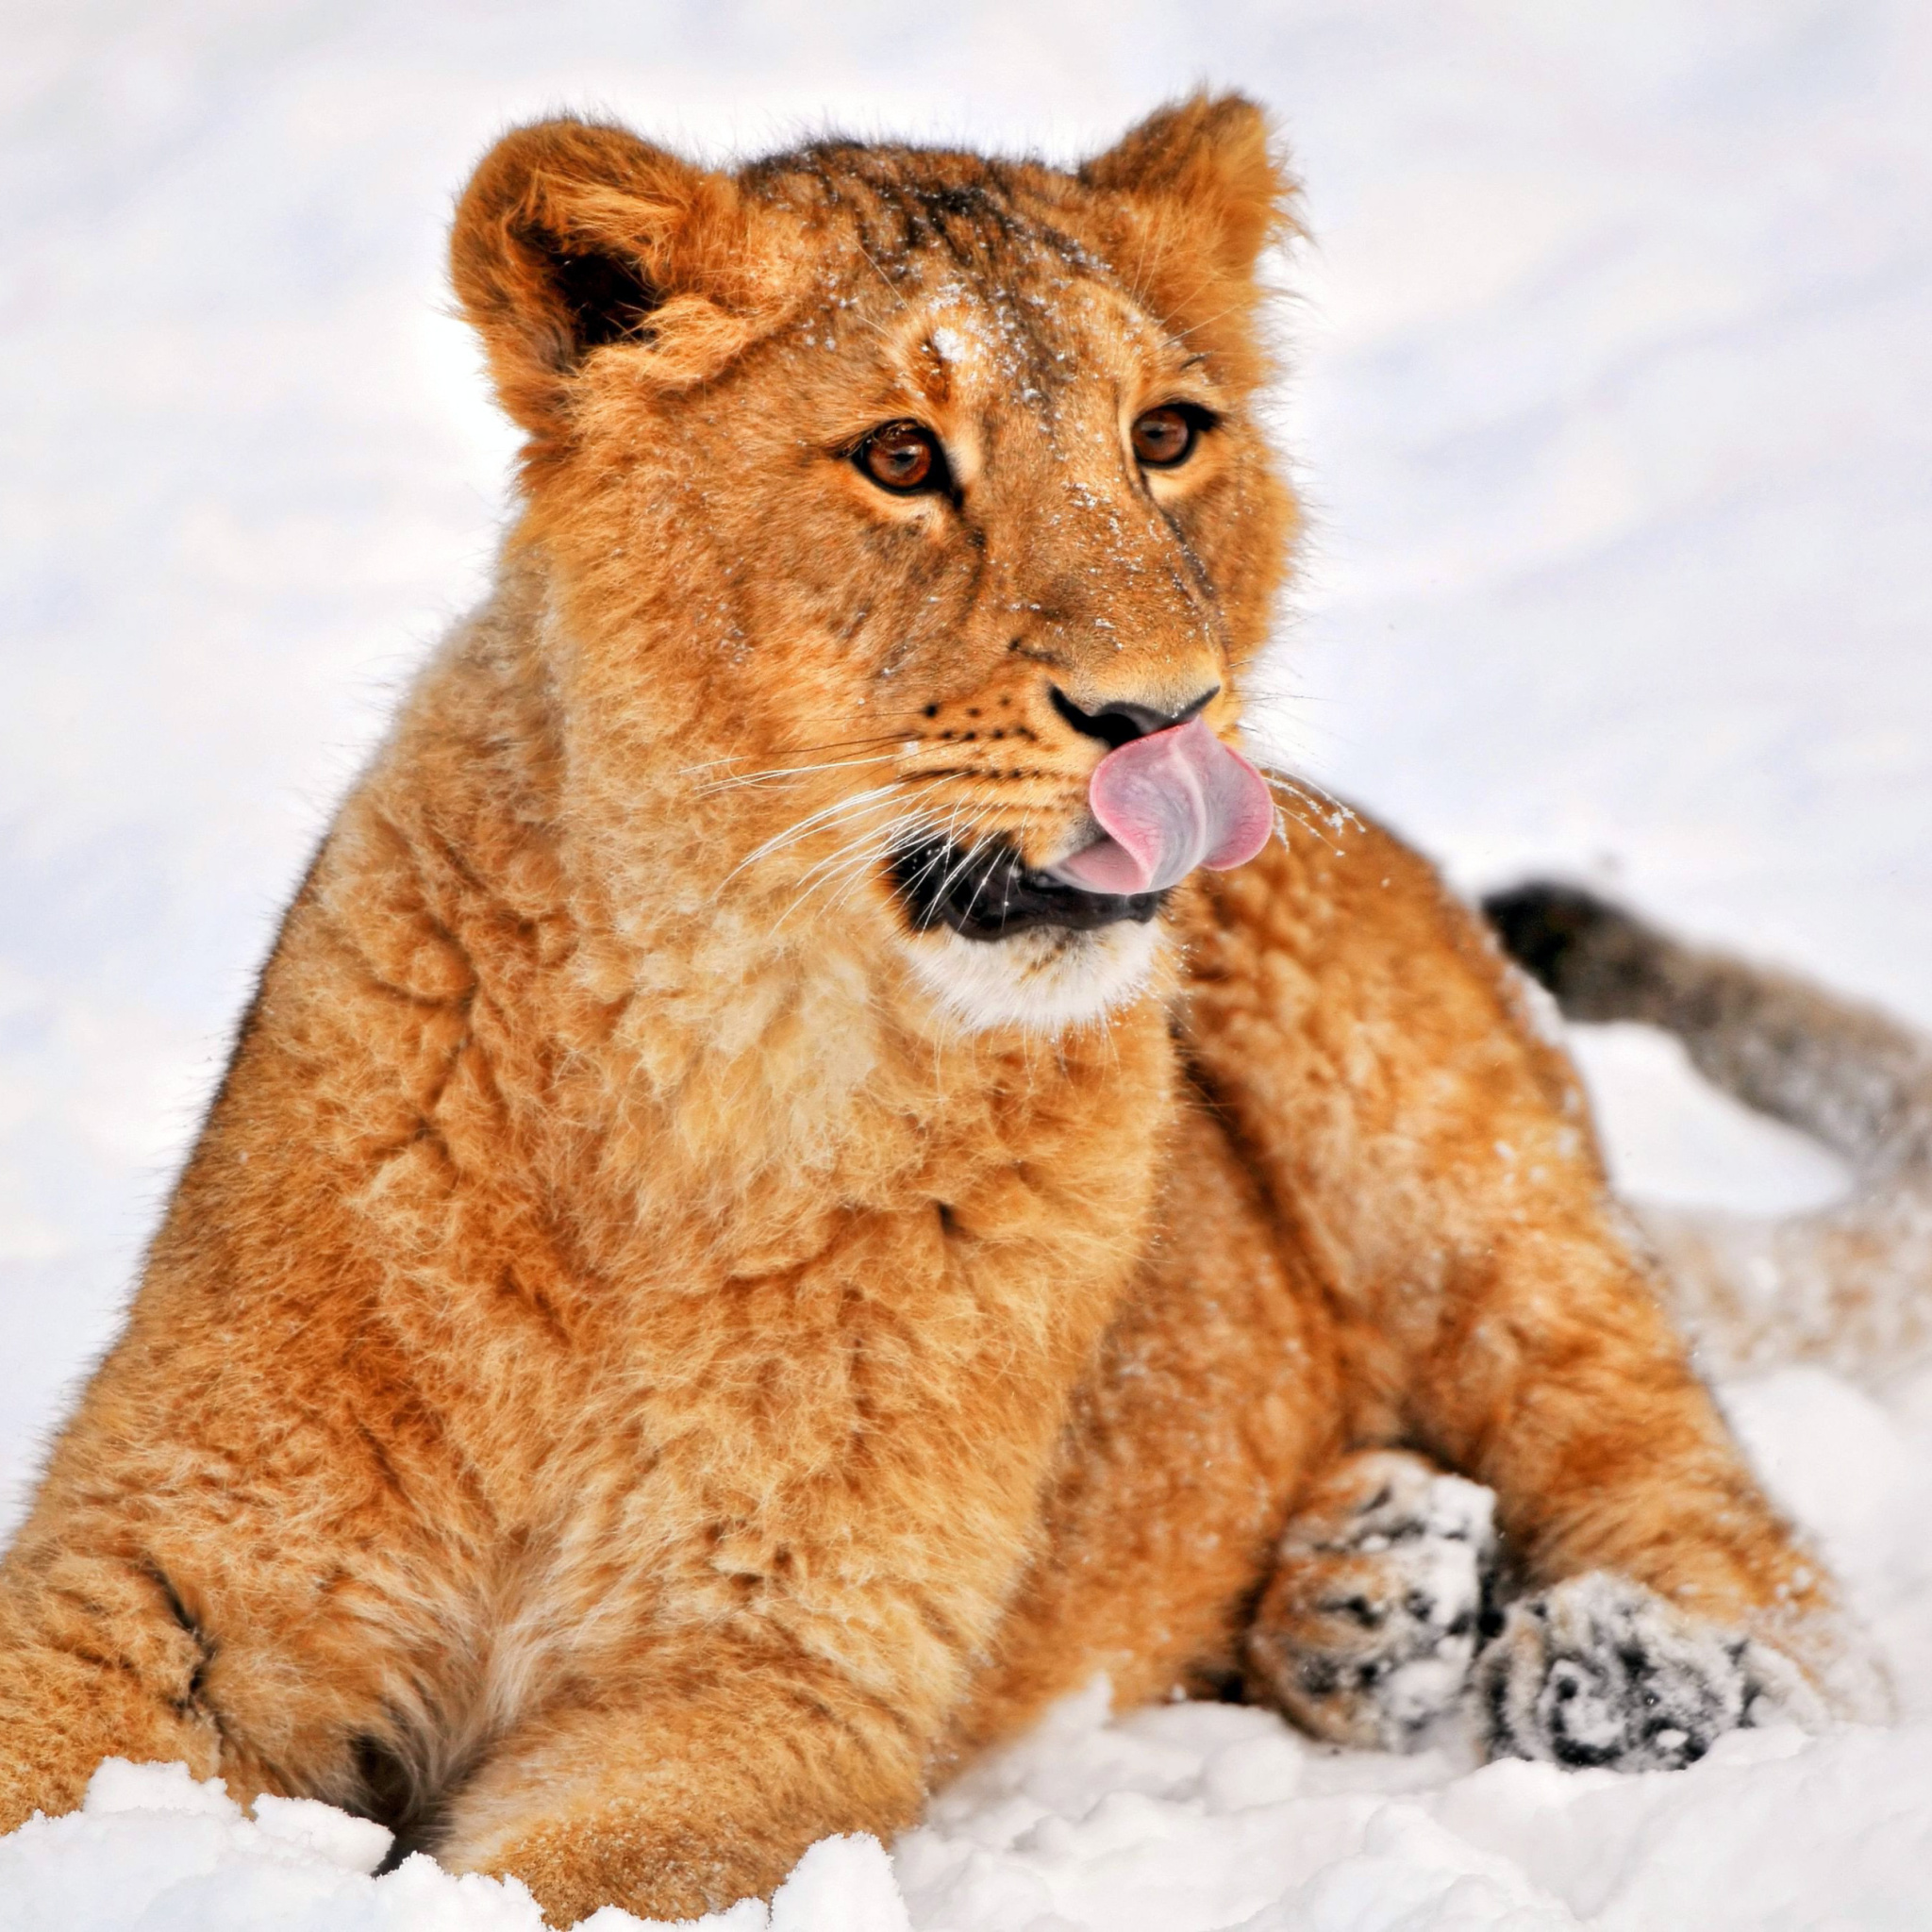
451;118;781;445
1079;93;1293;286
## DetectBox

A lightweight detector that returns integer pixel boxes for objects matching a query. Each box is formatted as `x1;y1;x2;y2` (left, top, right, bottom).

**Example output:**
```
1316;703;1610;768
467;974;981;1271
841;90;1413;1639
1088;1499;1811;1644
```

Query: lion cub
0;98;1881;1924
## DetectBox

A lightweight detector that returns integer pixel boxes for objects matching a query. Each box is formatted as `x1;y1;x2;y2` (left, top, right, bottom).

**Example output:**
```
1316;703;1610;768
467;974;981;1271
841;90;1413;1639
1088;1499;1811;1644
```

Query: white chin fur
901;920;1163;1034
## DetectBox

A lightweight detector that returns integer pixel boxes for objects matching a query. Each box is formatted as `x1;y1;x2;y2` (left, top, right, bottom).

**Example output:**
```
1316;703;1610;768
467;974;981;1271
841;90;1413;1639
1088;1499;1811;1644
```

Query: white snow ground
4;2;1932;1925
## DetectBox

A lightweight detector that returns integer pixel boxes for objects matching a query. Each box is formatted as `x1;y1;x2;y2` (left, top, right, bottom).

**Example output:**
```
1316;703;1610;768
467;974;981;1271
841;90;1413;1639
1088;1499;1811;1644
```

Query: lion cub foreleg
437;1649;925;1924
1185;827;1887;1751
0;1550;224;1829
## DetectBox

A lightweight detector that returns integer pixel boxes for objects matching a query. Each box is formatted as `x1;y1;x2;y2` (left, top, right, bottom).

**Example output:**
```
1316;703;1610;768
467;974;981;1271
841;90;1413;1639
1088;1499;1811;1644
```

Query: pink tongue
1047;717;1274;896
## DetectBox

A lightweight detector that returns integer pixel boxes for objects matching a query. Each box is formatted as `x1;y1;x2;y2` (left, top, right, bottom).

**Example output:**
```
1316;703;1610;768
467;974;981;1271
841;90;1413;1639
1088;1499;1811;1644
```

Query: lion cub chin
904;921;1166;1032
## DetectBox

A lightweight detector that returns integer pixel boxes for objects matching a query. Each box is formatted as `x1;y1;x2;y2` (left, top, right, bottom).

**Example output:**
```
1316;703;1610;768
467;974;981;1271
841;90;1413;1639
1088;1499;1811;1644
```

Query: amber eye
1131;404;1209;469
856;422;948;494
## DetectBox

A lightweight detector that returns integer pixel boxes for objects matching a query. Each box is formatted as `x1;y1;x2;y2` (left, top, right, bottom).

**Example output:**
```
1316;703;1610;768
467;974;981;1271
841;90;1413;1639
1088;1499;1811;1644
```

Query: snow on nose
1045;717;1274;896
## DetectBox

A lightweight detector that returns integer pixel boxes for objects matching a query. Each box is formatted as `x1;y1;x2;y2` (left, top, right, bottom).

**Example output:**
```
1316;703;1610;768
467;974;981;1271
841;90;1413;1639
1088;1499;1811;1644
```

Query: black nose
1049;684;1220;751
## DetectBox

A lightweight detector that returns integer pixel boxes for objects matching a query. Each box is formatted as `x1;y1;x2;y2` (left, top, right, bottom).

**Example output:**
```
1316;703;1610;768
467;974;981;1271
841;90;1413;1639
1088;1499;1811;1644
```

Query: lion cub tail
1484;880;1932;1386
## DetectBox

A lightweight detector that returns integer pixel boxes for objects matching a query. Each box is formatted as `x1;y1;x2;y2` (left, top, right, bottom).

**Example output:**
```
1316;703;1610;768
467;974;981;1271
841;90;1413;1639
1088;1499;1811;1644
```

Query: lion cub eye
856;422;950;495
1131;404;1211;469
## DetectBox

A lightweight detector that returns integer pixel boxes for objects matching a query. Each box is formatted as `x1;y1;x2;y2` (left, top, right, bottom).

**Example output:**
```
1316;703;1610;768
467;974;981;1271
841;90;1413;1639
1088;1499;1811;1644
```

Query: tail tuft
1480;880;1673;1024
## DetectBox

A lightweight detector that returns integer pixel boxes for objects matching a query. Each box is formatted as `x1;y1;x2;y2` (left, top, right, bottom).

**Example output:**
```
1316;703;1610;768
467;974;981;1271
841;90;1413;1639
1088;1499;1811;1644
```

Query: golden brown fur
0;99;1881;1924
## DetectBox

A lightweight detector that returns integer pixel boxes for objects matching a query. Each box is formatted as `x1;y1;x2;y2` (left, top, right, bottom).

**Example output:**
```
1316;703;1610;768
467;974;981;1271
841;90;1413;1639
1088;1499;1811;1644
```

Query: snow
0;1760;903;1930
4;0;1932;1925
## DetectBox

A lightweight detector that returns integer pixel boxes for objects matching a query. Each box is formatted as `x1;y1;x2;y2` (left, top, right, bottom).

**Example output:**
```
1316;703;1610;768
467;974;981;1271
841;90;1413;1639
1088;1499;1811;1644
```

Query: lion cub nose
1049;684;1221;751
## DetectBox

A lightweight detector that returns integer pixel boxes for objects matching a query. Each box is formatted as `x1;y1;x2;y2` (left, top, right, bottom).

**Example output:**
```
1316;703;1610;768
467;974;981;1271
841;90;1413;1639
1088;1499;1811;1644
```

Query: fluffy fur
0;101;1886;1924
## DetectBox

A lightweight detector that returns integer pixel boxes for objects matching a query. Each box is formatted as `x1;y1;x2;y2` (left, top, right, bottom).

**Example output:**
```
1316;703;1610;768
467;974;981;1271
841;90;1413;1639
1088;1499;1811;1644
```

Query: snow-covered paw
1246;1449;1499;1752
1476;1572;1821;1771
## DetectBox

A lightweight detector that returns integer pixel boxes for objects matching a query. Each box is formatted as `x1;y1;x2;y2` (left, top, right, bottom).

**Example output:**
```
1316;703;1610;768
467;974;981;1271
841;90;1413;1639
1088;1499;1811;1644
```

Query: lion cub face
454;102;1295;1030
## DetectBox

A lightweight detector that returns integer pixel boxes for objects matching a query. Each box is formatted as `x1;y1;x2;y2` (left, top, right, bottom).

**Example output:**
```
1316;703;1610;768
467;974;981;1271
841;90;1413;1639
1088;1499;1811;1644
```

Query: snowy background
4;1;1932;1925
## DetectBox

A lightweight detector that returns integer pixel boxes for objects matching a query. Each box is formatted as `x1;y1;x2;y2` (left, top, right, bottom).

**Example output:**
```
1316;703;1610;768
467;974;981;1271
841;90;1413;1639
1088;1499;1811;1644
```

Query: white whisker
698;751;907;797
723;783;915;885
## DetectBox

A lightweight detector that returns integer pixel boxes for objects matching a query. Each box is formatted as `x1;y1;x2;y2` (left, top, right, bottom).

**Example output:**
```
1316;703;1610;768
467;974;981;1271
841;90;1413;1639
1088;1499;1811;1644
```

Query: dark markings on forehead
756;143;1082;242
754;143;1108;293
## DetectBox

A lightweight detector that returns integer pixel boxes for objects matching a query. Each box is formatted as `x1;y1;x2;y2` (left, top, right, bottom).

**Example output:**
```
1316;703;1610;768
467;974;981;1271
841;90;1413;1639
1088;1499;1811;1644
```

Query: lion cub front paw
1476;1571;1821;1771
1246;1448;1499;1752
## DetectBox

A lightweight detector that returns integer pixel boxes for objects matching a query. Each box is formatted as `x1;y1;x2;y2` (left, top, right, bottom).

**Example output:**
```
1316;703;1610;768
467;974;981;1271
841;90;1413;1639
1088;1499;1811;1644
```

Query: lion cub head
452;98;1296;1032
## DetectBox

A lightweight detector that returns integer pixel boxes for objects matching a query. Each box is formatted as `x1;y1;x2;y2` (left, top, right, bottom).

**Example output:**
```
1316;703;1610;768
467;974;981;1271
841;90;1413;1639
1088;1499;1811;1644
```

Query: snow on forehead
927;322;974;369
915;273;1129;396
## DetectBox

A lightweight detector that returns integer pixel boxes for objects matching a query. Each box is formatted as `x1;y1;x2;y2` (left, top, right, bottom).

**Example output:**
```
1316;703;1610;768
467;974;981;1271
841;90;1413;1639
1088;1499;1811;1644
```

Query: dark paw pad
1478;1573;1807;1773
1248;1452;1499;1752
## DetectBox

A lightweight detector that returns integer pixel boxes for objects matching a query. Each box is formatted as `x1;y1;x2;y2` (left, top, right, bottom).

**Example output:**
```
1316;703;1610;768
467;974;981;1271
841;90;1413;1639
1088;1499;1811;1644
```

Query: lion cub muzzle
891;694;1270;942
890;688;1272;1031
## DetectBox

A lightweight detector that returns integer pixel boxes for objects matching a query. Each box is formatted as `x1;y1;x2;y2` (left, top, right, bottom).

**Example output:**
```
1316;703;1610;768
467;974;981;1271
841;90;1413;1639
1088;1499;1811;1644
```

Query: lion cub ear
1079;93;1293;285
451;118;778;442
